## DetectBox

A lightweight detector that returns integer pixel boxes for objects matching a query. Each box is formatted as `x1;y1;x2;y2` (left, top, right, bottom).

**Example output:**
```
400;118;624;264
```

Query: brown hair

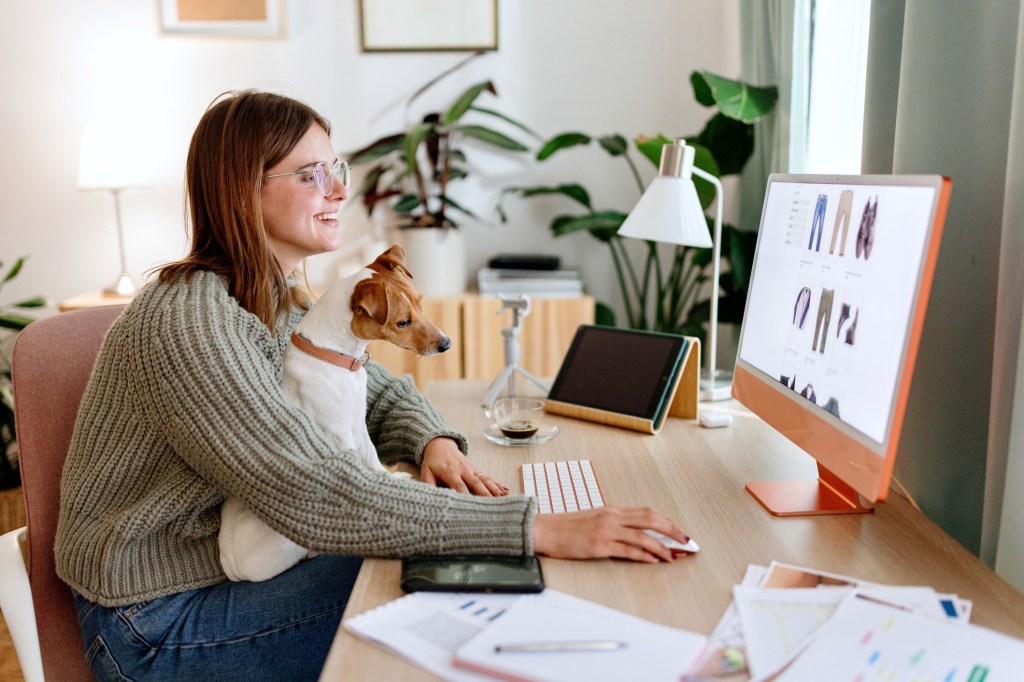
158;90;331;331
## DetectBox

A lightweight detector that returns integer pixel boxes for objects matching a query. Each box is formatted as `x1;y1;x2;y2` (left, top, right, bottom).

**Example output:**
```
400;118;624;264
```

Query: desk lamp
618;138;731;401
77;120;152;296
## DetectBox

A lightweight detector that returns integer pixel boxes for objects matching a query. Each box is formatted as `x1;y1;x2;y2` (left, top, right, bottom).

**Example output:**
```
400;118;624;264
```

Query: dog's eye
396;318;412;329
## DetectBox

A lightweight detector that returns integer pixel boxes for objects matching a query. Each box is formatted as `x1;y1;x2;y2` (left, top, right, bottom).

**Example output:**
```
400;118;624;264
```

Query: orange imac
732;174;951;516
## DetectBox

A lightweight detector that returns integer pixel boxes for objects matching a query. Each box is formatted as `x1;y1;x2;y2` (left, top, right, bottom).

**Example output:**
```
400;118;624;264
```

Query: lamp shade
617;141;712;248
77;120;153;190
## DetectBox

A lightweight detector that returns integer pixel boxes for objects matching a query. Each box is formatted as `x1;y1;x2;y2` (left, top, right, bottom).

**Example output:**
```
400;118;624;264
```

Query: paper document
453;590;707;682
774;593;1024;681
344;591;522;682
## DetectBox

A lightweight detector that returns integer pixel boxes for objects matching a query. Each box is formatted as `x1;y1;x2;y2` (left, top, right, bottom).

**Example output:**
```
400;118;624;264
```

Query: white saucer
482;423;560;447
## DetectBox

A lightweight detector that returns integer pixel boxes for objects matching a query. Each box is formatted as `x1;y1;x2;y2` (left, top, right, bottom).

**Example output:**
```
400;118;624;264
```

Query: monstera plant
500;70;778;339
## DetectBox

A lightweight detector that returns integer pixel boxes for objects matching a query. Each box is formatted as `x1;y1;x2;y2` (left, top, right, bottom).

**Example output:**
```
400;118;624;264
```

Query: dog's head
350;244;451;356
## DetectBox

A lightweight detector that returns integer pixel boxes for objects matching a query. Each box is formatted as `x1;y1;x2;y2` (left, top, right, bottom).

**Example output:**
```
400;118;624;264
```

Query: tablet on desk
545;326;694;434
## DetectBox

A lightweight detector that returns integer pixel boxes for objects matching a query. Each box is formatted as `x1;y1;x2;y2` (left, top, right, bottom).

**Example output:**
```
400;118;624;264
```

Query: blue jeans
73;554;362;681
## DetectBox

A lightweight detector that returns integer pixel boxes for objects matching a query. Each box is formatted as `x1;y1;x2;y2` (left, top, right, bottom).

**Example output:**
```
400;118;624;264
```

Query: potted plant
0;256;48;490
348;52;536;296
499;71;777;344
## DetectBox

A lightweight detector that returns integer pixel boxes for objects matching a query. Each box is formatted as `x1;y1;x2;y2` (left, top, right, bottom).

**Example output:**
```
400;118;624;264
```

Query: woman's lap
74;554;363;682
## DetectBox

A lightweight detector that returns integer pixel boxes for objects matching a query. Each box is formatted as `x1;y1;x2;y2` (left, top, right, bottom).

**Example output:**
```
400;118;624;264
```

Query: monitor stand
745;463;874;516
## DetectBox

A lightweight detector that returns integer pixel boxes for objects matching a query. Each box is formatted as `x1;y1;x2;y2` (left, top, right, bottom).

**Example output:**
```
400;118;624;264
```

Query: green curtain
737;0;811;232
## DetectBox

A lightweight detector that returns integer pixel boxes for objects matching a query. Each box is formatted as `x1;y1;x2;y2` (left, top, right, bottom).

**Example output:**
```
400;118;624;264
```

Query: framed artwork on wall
360;0;498;52
159;0;282;37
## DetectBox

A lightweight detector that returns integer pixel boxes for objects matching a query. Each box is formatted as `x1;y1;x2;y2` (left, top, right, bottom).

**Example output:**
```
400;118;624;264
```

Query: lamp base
104;273;136;297
699;368;734;402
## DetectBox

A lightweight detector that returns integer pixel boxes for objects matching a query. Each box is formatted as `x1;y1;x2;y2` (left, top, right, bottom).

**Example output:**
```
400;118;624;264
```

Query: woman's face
261;124;347;274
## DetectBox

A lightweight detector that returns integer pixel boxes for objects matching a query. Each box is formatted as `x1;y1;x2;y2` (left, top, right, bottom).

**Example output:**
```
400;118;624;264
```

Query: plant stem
607;240;636;327
624;153;646;194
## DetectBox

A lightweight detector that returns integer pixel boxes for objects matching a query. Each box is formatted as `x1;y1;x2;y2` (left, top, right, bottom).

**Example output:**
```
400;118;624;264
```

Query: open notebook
452;591;707;682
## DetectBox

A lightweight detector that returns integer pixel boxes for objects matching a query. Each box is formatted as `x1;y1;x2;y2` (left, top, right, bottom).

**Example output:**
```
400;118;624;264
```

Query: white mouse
699;411;733;428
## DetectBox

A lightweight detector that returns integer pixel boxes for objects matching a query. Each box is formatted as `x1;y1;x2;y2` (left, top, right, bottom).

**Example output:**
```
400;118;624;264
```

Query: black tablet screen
548;326;686;418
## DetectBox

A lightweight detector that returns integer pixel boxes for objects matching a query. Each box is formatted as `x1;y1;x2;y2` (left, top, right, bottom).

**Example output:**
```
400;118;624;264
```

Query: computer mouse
699;411;733;428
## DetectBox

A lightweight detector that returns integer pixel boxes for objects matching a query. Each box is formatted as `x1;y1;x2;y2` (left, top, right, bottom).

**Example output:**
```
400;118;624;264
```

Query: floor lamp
618;138;732;401
77;121;151;297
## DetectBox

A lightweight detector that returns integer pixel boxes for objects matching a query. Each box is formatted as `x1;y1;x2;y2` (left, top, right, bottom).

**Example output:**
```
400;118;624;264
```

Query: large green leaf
0;313;34;330
1;257;25;285
348;133;405;166
550;211;626;241
537;132;591;161
691;70;778;124
457;125;529;151
444;80;496;124
470;105;542;141
597;134;628;156
439;195;479;220
595;302;616;327
520;184;592;209
403;123;434;173
393;194;421;213
691;113;755;176
726;226;758;291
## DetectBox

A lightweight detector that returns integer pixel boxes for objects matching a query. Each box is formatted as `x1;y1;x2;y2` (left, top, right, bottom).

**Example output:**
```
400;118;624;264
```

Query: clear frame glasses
264;159;350;196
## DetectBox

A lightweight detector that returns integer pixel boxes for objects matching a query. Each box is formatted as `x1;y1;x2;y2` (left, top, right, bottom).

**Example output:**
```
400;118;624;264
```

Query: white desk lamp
618;138;732;401
77;120;152;296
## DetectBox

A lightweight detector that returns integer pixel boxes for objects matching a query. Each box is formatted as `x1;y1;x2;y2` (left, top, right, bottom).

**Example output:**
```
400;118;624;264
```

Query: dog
218;244;451;582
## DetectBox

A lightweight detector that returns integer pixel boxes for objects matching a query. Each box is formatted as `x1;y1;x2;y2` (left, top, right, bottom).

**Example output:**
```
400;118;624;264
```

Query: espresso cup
484;397;545;440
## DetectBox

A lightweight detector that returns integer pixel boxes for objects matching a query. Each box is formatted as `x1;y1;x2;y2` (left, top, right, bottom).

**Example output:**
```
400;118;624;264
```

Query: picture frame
360;0;498;52
159;0;282;37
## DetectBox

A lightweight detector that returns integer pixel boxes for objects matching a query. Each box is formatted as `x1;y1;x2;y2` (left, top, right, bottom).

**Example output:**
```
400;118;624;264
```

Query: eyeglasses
264;159;350;196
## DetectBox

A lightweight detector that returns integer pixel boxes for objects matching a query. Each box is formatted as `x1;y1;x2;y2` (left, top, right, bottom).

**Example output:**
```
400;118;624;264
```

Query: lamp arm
689;167;724;391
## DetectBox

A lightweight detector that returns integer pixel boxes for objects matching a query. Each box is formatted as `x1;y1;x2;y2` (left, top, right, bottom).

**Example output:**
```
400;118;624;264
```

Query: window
797;1;872;174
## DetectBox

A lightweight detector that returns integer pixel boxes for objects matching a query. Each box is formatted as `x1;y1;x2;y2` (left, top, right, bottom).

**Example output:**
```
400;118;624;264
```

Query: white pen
494;640;627;653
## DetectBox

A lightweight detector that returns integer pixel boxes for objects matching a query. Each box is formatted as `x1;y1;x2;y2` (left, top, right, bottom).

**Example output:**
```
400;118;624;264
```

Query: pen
494;640;627;653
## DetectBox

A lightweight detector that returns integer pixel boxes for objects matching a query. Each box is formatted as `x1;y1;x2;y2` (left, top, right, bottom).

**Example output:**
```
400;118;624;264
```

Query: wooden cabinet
368;295;595;388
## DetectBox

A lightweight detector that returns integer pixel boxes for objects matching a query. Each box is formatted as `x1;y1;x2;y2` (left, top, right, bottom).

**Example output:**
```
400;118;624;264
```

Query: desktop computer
732;173;951;515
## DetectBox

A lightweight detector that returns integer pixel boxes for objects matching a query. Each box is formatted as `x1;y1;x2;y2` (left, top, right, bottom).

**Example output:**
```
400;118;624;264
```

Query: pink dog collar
290;333;370;372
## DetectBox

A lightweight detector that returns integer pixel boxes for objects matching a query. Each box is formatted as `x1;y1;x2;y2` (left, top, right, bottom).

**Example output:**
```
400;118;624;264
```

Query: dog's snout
438;336;451;354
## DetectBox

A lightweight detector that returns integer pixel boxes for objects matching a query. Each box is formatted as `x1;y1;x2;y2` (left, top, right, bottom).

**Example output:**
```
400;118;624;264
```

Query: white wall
0;1;739;318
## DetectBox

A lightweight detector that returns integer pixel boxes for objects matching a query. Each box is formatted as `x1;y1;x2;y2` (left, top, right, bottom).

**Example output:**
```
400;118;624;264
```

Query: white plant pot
392;227;467;297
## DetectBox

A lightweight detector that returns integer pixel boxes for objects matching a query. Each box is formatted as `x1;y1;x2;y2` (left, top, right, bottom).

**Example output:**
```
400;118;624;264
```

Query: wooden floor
1;485;28;682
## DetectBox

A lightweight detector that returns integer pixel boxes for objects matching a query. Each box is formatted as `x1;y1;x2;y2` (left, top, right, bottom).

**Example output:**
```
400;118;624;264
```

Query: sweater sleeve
364;361;469;467
132;277;534;557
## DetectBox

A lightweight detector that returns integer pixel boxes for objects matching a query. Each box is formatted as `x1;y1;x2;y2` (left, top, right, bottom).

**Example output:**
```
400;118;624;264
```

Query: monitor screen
732;174;951;515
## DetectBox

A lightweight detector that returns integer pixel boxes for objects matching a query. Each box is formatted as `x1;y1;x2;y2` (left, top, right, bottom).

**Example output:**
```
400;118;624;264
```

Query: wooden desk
321;380;1024;680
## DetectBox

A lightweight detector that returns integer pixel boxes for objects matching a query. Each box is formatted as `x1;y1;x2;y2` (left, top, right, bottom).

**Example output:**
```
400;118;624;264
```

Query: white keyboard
520;460;604;514
520;459;700;554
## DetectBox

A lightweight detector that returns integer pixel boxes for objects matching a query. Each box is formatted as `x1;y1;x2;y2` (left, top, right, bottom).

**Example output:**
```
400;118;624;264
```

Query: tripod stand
481;295;551;406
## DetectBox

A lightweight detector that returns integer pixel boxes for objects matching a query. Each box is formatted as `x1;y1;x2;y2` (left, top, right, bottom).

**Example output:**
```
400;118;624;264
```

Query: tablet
547;326;688;423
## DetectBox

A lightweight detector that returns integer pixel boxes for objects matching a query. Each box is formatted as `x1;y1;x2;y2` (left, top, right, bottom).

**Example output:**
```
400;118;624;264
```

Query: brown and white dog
219;244;450;582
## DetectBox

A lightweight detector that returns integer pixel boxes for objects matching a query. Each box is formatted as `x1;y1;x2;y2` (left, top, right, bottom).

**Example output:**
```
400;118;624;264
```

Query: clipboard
544;326;700;434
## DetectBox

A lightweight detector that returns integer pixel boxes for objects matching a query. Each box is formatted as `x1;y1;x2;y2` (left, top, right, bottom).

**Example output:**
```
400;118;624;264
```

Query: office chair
0;304;124;682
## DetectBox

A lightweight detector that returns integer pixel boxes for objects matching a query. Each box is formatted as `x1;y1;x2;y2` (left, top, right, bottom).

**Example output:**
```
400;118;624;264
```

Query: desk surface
320;379;1024;680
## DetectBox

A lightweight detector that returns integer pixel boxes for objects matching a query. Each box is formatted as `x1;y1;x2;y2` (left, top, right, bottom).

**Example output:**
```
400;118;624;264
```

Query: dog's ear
369;243;413;279
352;278;390;326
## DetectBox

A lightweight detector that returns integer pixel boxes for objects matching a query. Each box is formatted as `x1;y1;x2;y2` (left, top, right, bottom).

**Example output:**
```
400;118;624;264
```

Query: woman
55;90;689;681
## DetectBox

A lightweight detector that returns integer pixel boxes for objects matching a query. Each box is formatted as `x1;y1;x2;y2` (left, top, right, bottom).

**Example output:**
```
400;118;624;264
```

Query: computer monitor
732;173;951;516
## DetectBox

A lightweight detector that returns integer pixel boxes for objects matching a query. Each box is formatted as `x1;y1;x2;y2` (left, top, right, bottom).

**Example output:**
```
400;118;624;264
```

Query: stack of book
477;253;583;297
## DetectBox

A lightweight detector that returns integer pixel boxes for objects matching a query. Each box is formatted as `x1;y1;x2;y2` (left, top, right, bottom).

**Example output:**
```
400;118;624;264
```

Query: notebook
452;590;708;682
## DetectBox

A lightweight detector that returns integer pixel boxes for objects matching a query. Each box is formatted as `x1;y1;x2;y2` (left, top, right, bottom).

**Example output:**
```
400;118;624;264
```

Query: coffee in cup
484;398;545;440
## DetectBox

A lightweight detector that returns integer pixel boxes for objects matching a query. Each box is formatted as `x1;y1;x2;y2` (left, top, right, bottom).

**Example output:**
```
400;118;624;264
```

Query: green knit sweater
55;271;535;607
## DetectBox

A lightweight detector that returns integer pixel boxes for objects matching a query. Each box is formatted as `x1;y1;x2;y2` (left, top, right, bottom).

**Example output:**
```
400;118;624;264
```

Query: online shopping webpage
739;180;937;444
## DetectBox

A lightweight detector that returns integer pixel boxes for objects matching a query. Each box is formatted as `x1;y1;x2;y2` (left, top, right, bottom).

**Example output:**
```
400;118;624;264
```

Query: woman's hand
420;437;509;497
532;506;687;563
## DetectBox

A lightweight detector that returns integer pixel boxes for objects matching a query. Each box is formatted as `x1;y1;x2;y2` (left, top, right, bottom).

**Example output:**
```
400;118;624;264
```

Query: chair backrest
12;305;124;682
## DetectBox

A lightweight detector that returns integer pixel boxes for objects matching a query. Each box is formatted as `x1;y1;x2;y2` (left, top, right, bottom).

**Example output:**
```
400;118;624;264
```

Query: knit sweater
55;271;536;607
